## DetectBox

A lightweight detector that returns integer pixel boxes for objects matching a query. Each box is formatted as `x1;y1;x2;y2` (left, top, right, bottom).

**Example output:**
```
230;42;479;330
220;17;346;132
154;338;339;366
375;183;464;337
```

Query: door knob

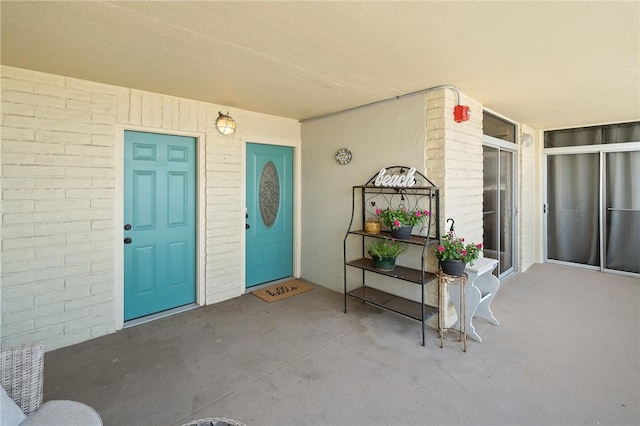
124;224;132;230
124;237;132;244
245;224;250;229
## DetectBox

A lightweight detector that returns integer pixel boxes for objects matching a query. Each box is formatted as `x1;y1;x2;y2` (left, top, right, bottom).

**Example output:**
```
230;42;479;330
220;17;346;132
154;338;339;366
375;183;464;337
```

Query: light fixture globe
216;111;236;135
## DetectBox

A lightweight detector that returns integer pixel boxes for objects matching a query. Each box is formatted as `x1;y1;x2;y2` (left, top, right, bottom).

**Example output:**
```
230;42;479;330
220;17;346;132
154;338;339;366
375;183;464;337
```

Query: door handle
124;237;132;244
124;224;132;230
245;224;250;229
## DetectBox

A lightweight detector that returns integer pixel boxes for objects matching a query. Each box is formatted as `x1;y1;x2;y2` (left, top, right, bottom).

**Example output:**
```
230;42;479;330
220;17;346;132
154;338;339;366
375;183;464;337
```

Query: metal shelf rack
343;166;440;346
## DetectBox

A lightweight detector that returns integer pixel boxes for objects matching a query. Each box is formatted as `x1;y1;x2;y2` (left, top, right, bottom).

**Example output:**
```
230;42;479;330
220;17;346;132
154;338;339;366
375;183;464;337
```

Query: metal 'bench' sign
374;167;417;187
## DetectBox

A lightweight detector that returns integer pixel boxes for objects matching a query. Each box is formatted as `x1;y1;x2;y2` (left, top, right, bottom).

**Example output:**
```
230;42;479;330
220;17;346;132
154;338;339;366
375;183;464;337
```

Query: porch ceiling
1;1;639;129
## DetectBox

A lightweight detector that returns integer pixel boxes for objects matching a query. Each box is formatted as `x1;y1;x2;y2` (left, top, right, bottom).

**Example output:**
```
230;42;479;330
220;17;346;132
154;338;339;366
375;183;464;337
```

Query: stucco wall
300;94;429;294
300;88;483;326
519;124;539;271
1;66;300;350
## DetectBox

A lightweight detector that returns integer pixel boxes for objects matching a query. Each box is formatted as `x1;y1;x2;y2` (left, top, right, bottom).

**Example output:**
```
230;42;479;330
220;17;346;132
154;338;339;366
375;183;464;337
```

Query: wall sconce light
216;112;236;135
522;133;533;147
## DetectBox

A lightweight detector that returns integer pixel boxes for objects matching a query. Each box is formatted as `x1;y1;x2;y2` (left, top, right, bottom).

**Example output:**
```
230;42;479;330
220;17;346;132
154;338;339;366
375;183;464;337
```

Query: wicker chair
1;344;44;415
1;343;102;425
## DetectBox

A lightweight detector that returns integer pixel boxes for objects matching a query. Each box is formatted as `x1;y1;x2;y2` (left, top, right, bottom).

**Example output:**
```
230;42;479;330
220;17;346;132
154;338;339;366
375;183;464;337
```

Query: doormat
251;280;314;303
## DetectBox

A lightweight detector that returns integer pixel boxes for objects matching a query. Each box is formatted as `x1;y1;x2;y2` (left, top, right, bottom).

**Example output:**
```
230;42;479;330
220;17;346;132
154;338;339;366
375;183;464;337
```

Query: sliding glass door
546;153;600;267
605;151;640;274
483;143;516;277
545;149;640;275
544;122;640;276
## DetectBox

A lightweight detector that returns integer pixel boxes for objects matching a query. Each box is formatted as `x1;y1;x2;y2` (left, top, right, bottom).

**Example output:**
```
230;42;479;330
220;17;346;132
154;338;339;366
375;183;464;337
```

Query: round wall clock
335;148;352;165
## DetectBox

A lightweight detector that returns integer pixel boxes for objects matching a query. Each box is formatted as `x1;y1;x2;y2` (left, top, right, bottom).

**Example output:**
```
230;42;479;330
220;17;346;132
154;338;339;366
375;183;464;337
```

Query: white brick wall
426;90;484;244
1;66;300;351
1;67;118;349
204;118;243;303
424;89;484;327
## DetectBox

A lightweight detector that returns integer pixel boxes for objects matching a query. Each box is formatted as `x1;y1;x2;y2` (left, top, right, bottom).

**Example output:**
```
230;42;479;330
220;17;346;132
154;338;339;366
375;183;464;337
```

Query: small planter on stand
364;219;381;234
368;238;406;272
371;255;397;271
390;226;412;240
439;260;466;276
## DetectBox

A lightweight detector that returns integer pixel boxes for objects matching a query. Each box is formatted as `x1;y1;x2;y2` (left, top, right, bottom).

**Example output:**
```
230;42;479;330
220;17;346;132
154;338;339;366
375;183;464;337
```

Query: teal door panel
246;143;293;287
124;131;196;321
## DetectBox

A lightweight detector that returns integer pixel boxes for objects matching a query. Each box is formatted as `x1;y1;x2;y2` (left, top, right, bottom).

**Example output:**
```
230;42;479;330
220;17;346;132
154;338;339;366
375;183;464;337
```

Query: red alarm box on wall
453;105;470;123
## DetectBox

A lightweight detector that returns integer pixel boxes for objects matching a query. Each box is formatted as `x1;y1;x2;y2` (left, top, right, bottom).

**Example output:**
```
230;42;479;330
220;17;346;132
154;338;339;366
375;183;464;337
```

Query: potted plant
434;231;483;276
368;238;407;271
375;206;431;239
364;218;382;234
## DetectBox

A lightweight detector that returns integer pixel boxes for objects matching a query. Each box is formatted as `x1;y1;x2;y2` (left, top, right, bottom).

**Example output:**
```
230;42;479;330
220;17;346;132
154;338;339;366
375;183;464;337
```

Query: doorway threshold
123;303;199;328
245;276;295;294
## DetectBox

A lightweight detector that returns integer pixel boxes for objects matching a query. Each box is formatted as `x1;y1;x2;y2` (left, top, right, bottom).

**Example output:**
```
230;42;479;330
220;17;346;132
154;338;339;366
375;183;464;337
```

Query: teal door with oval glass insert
246;143;293;287
124;131;196;321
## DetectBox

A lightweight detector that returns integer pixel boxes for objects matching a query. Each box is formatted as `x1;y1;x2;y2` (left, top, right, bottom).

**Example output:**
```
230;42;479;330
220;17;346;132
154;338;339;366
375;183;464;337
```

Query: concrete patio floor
43;263;639;426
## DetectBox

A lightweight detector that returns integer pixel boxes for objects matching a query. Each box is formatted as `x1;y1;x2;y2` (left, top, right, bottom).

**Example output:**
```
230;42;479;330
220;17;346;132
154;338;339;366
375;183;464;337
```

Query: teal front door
124;131;196;321
246;143;293;287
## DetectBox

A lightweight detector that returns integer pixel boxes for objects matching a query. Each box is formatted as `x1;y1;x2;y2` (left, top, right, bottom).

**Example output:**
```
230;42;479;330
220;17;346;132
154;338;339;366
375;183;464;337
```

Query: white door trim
239;136;301;291
114;125;206;331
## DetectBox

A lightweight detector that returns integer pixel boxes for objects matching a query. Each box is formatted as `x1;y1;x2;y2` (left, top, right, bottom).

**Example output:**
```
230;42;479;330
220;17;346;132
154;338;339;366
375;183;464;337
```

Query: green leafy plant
368;238;407;259
375;206;431;230
434;231;483;265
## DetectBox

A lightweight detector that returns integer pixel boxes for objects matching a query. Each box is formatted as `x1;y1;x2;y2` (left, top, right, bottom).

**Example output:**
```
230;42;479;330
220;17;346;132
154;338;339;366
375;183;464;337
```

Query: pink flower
424;210;431;216
462;250;467;256
476;243;483;249
415;211;422;218
438;246;445;253
375;208;382;215
393;219;401;228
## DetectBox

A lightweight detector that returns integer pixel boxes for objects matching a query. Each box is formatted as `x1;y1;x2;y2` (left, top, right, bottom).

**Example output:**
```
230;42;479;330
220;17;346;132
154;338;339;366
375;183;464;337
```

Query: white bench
446;257;500;343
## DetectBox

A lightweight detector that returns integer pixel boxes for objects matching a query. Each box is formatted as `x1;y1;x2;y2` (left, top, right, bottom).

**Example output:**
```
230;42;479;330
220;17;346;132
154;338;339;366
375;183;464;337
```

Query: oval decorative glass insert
259;161;280;228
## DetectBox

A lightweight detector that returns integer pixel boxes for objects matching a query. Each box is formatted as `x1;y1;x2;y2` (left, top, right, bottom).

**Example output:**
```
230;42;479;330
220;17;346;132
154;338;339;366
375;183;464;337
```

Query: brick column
425;88;483;328
426;89;483;244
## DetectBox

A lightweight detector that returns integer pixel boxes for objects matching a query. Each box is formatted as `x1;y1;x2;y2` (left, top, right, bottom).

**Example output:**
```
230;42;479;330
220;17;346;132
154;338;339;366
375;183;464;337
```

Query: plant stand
343;166;440;346
437;271;468;352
